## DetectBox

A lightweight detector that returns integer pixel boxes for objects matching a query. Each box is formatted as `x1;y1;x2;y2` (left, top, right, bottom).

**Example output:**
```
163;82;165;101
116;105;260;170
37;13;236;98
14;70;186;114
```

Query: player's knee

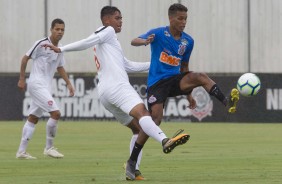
28;115;39;124
198;72;209;81
188;72;209;84
50;111;61;120
131;128;140;134
152;116;162;126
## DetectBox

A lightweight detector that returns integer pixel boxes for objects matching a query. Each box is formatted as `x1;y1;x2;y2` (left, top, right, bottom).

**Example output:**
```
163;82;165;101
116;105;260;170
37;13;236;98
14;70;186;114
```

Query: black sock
209;84;227;106
129;142;143;162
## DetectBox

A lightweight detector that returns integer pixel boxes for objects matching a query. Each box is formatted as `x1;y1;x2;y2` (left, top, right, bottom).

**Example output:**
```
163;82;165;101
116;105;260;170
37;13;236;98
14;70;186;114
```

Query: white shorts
99;84;143;126
28;84;59;117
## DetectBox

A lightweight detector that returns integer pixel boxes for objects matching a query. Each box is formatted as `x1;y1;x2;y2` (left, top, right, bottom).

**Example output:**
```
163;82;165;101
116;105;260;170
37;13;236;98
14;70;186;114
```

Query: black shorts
147;72;190;111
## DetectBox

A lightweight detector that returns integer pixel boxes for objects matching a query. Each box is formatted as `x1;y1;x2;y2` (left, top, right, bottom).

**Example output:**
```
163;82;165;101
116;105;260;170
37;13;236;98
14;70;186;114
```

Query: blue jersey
139;26;194;87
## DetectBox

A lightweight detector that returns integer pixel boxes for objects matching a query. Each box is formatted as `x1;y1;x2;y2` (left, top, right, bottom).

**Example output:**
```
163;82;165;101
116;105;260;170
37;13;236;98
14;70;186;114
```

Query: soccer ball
237;73;261;97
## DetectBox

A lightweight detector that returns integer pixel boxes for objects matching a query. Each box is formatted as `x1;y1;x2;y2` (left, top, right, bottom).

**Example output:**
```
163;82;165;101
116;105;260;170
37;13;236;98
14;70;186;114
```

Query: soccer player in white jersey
16;18;75;159
44;6;190;180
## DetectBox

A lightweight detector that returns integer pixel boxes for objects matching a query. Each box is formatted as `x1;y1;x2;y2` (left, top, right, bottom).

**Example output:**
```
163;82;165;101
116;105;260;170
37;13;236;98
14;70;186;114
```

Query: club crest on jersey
48;100;53;106
178;44;186;55
164;31;170;37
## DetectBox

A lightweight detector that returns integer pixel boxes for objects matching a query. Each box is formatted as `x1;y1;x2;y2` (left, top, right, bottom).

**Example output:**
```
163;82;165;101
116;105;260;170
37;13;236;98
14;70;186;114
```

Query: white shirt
27;37;65;90
60;26;150;94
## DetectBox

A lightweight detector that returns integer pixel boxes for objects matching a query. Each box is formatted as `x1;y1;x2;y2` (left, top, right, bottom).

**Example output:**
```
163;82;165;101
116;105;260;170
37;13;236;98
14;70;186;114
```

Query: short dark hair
168;3;188;16
51;18;65;29
100;6;121;19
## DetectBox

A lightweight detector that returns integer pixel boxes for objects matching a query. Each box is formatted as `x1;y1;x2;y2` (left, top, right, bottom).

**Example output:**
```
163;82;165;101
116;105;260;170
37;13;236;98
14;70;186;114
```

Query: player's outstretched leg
228;88;240;113
162;129;190;154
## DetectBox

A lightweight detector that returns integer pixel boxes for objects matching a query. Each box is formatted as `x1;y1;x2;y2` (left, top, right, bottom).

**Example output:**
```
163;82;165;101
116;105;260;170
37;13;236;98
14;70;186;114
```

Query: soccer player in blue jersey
132;3;239;124
130;3;240;174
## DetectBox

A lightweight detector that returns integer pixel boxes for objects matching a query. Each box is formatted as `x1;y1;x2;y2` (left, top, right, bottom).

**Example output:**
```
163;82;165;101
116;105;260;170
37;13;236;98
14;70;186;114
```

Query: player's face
108;11;123;33
50;23;65;41
169;11;187;33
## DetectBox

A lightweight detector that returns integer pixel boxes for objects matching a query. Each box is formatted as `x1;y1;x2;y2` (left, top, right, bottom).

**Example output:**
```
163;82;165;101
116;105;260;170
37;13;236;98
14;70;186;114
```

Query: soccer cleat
43;147;64;158
135;170;145;180
16;152;37;159
125;159;136;180
228;88;240;113
162;129;190;154
123;163;145;181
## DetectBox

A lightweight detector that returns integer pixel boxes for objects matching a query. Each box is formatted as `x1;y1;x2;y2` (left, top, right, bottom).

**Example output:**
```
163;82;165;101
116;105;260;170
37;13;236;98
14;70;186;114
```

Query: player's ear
102;16;110;25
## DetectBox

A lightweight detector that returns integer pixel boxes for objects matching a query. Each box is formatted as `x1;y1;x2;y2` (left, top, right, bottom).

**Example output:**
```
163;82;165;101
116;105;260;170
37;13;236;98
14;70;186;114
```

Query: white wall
0;0;45;73
47;0;107;72
184;0;249;73
250;0;282;73
0;0;281;73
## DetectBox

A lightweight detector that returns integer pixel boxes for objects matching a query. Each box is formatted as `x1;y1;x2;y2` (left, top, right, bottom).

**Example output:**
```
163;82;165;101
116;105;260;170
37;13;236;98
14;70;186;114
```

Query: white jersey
60;26;150;123
60;26;149;95
27;37;65;90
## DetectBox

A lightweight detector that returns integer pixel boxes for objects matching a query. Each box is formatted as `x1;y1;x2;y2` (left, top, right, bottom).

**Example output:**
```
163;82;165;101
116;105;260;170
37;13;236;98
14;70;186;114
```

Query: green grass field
1;121;282;184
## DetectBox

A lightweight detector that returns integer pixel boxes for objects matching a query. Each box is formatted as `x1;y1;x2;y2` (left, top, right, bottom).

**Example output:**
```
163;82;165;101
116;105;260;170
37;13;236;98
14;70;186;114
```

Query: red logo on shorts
48;100;53;106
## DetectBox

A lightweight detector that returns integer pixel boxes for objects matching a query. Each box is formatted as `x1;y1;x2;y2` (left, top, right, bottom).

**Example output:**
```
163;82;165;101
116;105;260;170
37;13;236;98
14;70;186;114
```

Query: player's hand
145;34;155;45
17;79;26;91
41;44;61;53
187;94;196;109
67;83;75;97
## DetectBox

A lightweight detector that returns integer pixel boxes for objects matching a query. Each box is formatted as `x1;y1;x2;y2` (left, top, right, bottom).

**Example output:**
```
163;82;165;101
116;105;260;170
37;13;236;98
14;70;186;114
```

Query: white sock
17;121;35;153
46;118;58;149
138;116;167;144
130;134;142;170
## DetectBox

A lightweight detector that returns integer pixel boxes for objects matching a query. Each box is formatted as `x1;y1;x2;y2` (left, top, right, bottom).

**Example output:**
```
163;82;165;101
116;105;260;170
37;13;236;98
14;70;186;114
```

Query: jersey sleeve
123;57;150;73
57;53;65;67
60;26;115;52
138;28;159;41
96;26;115;43
60;33;100;52
26;40;41;59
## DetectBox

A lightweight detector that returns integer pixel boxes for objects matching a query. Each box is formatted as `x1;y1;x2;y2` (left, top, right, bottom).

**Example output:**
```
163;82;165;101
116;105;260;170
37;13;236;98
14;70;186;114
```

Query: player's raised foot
16;152;37;159
228;88;240;113
125;159;136;180
43;147;64;158
162;129;190;154
135;170;145;180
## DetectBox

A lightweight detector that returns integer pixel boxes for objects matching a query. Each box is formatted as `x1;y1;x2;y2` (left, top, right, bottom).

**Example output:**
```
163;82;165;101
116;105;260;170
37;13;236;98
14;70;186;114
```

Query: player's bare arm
180;61;189;73
131;34;155;46
57;67;75;96
18;55;30;91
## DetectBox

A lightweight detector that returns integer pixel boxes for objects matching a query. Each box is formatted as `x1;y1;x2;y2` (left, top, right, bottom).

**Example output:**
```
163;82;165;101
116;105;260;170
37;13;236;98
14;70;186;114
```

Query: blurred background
0;0;281;122
1;0;282;73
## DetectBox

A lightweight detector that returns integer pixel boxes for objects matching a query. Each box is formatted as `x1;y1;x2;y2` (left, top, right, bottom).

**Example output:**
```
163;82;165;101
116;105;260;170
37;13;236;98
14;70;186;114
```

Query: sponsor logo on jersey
48;100;53;106
159;51;181;66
